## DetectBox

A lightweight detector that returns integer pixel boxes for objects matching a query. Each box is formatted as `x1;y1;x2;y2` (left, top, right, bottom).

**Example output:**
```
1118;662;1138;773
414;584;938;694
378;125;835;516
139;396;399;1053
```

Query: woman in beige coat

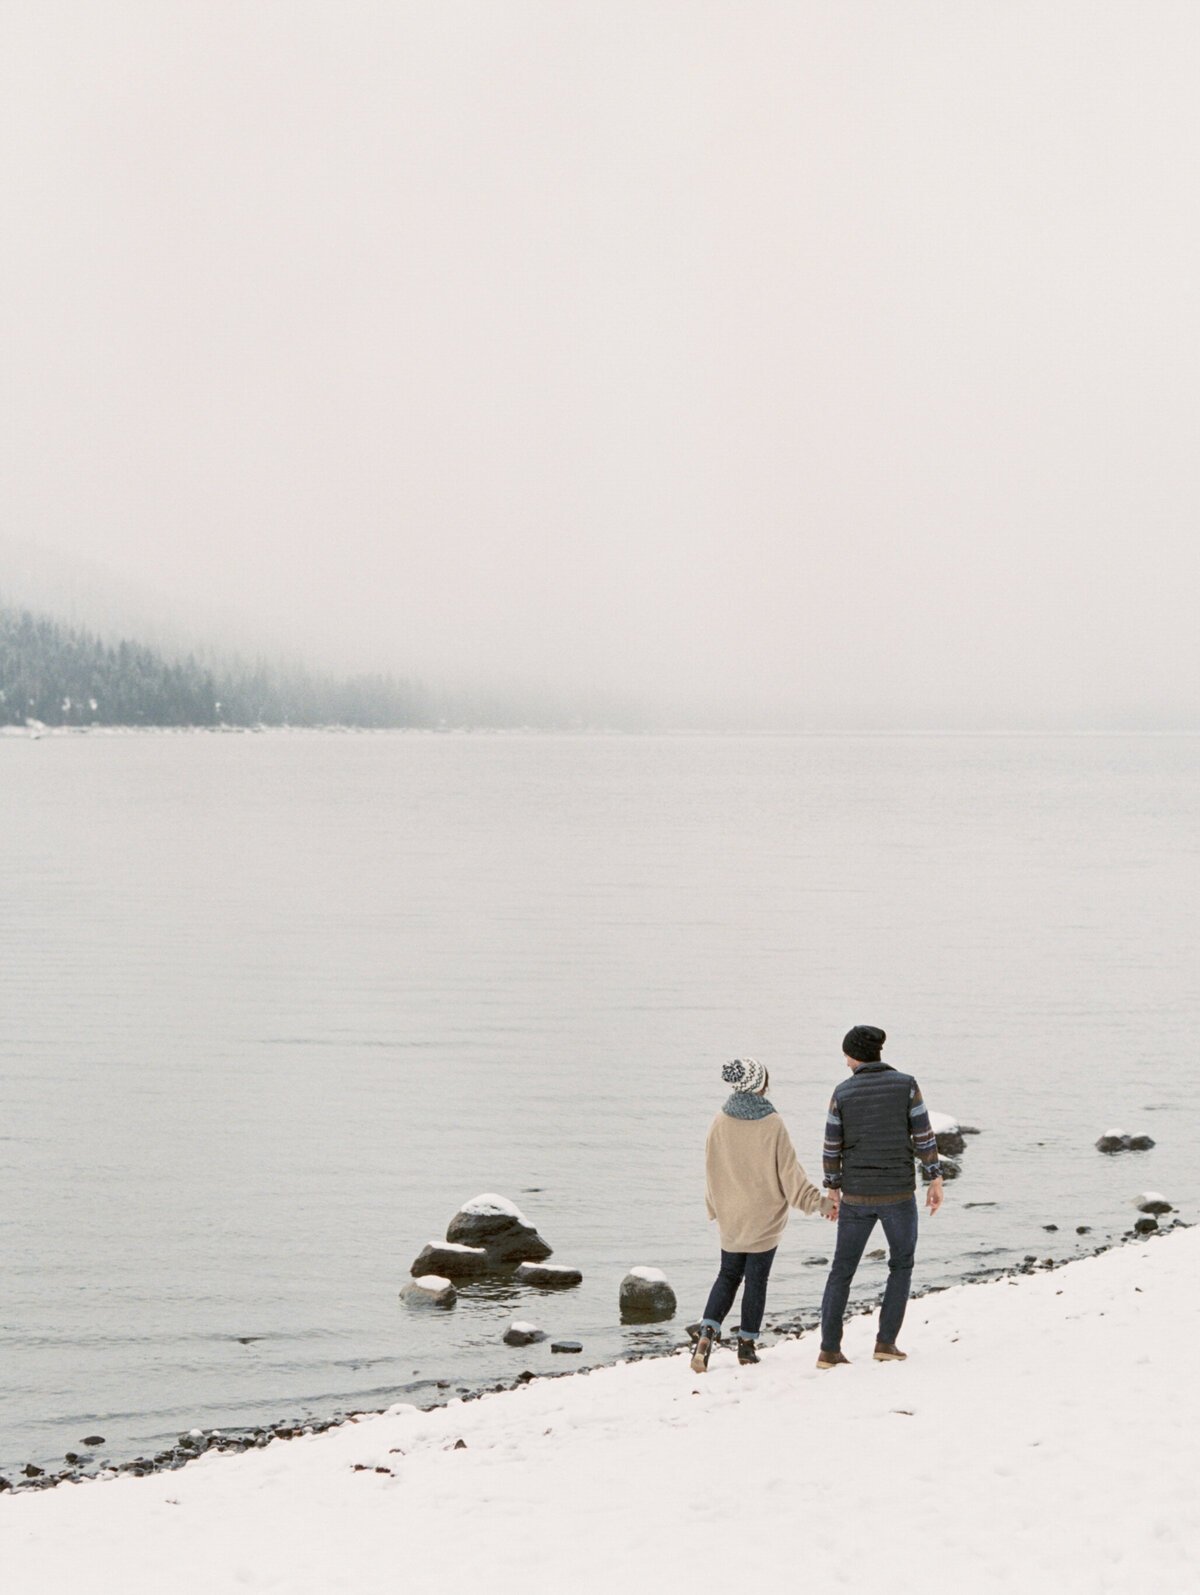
691;1056;832;1371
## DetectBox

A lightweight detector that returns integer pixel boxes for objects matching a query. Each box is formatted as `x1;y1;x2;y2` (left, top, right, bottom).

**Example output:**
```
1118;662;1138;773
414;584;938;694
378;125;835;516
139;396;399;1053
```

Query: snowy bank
5;1228;1199;1594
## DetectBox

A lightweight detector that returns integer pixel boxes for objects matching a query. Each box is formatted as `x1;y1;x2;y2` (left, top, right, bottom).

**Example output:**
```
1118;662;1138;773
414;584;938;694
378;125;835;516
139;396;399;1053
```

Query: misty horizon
3;4;1199;731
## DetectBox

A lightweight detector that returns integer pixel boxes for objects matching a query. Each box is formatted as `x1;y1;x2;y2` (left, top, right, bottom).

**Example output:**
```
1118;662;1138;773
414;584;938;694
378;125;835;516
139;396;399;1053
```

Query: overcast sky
3;2;1199;727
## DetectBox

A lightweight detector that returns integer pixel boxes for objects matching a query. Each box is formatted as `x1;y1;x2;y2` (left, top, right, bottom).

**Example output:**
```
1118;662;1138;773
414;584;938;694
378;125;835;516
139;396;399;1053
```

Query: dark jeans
701;1247;777;1340
820;1196;918;1351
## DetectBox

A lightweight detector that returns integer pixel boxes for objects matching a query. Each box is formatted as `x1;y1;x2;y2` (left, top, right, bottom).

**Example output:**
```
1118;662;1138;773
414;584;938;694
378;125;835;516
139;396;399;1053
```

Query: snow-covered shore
5;1228;1198;1594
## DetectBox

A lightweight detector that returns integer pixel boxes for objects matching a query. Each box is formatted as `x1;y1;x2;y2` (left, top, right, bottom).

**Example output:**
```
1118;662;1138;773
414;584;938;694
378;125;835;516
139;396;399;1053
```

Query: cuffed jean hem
699;1318;722;1334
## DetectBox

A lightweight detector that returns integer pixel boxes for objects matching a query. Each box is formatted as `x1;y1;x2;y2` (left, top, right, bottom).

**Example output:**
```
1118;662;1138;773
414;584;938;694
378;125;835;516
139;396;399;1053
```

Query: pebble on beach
1135;1193;1173;1214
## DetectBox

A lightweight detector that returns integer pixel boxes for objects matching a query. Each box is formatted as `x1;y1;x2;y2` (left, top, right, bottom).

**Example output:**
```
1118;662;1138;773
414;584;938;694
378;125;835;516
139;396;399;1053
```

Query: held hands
820;1191;840;1222
925;1175;944;1215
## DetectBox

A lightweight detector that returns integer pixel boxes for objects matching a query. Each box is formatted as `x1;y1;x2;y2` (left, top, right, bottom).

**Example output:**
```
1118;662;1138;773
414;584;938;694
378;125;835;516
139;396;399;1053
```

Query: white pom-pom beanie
722;1057;767;1094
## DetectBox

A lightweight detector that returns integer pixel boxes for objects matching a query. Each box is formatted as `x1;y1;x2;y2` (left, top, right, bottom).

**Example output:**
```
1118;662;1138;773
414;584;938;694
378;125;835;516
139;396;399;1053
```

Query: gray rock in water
410;1242;490;1280
445;1194;553;1264
1096;1132;1156;1153
1136;1194;1173;1215
935;1129;966;1156
503;1321;547;1347
400;1275;457;1308
1133;1216;1159;1236
619;1267;677;1322
513;1262;583;1288
551;1340;583;1354
923;1156;960;1181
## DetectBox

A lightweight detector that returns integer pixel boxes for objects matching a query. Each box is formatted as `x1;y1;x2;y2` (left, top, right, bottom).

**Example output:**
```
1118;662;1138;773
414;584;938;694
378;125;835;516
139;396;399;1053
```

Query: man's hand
925;1175;944;1215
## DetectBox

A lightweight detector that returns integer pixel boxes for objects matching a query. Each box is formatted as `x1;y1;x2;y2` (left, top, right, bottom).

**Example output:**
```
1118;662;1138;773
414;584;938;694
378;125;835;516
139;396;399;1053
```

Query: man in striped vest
817;1025;943;1369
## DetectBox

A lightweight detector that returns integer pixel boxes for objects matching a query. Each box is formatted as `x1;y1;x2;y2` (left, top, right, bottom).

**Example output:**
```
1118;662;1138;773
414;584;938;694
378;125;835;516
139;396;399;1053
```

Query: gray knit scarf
722;1093;776;1120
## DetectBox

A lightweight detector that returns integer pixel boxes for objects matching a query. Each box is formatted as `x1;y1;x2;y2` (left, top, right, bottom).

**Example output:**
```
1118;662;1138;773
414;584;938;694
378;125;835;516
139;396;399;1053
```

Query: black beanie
843;1025;886;1063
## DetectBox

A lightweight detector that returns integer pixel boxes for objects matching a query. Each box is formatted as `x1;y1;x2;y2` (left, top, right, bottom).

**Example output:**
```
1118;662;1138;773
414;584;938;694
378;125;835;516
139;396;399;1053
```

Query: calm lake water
2;731;1197;1477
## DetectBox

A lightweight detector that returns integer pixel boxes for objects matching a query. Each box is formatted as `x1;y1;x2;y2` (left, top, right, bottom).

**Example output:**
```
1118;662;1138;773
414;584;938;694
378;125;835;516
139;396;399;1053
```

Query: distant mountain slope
0;606;439;728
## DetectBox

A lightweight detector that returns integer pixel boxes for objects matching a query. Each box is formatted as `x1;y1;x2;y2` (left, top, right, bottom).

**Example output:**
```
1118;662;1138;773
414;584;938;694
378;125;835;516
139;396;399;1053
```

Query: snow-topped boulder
927;1111;966;1157
503;1320;547;1347
619;1267;677;1323
1135;1192;1173;1215
514;1262;583;1289
400;1275;457;1308
410;1241;490;1280
1096;1131;1156;1154
446;1194;554;1264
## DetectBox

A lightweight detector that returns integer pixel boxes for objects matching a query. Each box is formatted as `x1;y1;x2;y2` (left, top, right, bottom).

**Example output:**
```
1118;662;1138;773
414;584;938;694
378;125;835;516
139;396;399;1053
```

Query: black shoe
737;1337;759;1365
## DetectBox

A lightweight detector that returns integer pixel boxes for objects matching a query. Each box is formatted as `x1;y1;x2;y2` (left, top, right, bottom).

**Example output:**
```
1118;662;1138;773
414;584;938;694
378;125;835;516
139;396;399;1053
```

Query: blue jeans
701;1247;777;1340
820;1196;918;1351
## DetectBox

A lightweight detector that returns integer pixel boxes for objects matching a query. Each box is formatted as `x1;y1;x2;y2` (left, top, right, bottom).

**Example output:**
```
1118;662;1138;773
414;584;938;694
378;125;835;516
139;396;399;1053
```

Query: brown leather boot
873;1341;907;1361
690;1332;715;1374
816;1348;850;1370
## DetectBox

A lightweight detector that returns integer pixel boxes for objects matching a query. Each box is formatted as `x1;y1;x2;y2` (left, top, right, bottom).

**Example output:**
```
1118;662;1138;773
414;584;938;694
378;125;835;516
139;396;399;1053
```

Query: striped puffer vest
832;1062;916;1196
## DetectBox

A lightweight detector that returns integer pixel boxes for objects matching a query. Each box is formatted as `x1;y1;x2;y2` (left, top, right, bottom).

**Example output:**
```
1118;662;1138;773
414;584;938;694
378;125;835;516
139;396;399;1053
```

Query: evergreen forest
0;606;446;728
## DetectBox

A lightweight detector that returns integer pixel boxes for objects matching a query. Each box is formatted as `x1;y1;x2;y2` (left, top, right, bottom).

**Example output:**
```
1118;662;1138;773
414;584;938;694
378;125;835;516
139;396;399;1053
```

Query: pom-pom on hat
843;1025;886;1063
722;1057;767;1094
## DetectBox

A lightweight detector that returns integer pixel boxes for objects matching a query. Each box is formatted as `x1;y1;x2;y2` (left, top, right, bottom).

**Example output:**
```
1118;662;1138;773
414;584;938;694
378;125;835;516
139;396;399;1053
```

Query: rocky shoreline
4;1214;1187;1498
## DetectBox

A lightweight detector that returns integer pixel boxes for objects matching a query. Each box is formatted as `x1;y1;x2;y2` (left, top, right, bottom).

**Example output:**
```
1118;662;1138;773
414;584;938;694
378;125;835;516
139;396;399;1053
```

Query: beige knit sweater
704;1109;828;1253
